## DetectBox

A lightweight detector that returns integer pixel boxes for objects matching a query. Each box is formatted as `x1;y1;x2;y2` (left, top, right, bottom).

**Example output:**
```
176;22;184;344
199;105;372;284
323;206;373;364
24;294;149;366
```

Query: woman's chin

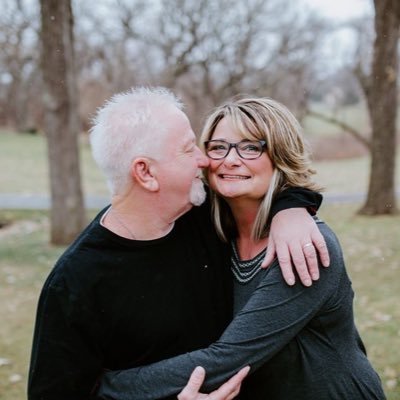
216;189;243;199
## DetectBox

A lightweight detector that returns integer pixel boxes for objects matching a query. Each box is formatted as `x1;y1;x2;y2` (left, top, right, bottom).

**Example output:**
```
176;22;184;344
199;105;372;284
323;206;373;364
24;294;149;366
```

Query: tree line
1;0;362;132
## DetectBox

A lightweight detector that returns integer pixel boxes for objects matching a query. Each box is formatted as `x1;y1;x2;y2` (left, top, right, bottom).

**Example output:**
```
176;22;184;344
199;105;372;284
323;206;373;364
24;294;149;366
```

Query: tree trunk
359;0;400;215
40;0;86;244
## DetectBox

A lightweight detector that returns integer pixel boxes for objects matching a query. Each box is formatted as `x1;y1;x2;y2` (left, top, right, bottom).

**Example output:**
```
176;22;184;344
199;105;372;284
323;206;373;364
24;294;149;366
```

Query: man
28;87;327;399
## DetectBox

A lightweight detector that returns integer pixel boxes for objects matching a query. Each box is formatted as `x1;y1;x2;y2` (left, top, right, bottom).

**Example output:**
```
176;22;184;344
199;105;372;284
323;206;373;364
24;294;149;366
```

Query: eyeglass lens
205;140;264;159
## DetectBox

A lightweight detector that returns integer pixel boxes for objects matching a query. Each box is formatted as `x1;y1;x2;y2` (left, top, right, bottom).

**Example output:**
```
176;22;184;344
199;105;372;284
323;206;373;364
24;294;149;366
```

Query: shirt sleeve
28;278;103;400
97;223;343;400
270;187;323;219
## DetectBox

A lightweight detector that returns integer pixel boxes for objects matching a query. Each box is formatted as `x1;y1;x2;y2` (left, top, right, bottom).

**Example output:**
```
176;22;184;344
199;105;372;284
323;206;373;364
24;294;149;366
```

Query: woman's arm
97;223;343;400
266;188;330;286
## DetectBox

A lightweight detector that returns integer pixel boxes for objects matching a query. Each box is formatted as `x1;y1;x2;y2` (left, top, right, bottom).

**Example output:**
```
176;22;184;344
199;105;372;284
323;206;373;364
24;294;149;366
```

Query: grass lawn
0;130;109;196
0;129;399;399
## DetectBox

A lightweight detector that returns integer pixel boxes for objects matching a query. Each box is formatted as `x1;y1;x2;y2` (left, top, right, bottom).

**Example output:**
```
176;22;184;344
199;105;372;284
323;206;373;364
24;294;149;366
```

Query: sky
303;0;373;21
301;0;374;72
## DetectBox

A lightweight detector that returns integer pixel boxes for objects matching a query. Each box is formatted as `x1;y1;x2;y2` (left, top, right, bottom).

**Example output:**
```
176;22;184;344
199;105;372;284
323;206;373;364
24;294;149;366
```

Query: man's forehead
163;108;194;137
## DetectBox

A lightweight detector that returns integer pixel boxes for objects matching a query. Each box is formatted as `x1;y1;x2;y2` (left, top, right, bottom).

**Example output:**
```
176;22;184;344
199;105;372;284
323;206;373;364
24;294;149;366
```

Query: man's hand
262;208;330;286
177;366;250;400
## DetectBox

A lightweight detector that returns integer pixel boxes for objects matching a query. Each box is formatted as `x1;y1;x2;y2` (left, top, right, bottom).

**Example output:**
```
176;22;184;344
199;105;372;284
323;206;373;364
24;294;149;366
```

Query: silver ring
303;243;313;250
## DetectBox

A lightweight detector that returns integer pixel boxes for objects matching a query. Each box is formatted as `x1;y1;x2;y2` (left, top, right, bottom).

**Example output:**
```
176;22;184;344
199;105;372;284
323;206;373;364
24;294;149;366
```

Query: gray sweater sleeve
97;223;344;400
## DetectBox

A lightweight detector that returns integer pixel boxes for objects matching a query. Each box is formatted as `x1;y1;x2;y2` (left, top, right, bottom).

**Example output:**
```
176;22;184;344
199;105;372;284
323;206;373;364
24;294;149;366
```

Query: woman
97;97;385;399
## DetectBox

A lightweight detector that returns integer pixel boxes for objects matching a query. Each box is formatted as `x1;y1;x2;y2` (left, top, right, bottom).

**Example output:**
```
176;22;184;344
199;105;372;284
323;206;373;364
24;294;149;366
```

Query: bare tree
40;0;86;244
0;0;329;136
138;0;327;130
357;0;400;215
0;0;40;130
72;0;151;119
305;6;399;215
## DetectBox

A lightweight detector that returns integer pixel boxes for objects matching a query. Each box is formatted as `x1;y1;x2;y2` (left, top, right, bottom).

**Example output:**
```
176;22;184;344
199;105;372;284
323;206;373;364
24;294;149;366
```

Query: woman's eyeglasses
204;139;266;160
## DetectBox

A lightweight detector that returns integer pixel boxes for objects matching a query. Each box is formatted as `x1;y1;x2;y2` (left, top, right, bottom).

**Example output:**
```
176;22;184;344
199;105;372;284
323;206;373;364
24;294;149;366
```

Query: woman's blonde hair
200;96;322;242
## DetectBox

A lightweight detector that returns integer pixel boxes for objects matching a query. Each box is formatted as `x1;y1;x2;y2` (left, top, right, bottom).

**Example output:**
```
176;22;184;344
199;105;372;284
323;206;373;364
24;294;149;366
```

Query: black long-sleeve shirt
28;202;232;399
28;189;321;400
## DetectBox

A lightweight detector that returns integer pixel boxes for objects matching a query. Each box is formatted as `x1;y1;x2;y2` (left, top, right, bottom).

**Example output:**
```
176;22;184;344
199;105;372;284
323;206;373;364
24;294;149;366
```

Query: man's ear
130;158;160;192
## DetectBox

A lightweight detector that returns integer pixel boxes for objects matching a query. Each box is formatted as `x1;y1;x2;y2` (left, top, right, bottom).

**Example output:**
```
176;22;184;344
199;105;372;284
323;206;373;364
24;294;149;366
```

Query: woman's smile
218;174;250;180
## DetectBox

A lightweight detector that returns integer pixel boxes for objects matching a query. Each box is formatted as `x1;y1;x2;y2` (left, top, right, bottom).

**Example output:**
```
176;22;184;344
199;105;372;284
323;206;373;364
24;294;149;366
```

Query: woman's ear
130;158;160;192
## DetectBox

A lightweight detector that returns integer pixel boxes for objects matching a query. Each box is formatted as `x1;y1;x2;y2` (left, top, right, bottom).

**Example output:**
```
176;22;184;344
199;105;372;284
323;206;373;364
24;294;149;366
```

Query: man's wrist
270;187;323;219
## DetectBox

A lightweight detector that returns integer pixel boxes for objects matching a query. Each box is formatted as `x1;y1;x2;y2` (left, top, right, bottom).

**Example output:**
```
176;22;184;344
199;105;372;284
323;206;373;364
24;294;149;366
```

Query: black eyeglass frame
204;139;267;160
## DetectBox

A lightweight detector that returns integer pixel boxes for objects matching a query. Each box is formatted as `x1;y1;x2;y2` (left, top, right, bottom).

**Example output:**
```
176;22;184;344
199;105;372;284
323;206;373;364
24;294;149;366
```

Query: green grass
0;130;108;196
0;127;399;399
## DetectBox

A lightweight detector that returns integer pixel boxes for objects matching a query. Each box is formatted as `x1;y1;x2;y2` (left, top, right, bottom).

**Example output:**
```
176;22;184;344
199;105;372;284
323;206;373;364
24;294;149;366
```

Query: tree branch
306;109;371;150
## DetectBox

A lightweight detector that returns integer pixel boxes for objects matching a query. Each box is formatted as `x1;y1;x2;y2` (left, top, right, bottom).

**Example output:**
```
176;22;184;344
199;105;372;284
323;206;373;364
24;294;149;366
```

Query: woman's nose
223;146;242;165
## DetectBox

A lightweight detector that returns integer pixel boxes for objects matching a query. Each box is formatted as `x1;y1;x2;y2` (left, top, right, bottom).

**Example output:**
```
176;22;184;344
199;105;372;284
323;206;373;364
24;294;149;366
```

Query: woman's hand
262;208;330;286
177;366;250;400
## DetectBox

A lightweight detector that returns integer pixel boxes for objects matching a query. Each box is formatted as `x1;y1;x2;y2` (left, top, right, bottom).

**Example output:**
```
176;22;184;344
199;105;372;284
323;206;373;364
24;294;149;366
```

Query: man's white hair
90;87;183;195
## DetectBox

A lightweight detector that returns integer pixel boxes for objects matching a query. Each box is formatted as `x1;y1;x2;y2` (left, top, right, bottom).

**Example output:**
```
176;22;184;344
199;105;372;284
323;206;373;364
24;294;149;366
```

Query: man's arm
28;282;103;400
265;187;330;286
